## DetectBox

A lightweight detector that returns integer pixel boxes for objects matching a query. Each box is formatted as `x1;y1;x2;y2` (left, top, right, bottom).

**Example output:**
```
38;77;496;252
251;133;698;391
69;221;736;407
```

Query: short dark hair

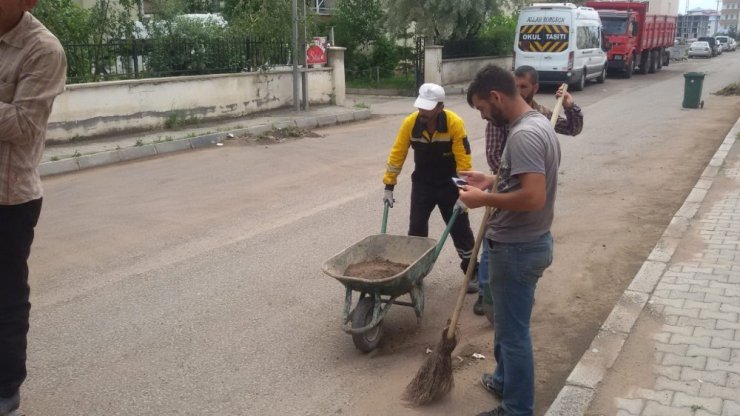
467;65;517;107
514;65;539;84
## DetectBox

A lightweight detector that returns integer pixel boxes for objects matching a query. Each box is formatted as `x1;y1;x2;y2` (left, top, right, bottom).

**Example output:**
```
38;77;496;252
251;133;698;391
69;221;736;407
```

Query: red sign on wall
306;37;328;65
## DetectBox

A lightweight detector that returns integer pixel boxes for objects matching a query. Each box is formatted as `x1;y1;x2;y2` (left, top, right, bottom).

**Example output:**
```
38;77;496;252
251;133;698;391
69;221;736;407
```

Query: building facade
678;8;721;38
719;0;740;33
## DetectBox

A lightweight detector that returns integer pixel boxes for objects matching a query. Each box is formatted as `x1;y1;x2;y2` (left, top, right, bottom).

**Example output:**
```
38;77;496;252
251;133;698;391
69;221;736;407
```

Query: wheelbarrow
322;203;461;352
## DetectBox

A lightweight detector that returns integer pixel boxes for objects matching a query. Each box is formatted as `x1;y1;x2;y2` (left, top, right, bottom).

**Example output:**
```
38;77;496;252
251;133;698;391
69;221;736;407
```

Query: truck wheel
624;57;634;78
638;51;649;74
351;297;382;352
648;50;657;73
663;51;670;67
656;50;663;70
572;70;586;91
596;65;606;83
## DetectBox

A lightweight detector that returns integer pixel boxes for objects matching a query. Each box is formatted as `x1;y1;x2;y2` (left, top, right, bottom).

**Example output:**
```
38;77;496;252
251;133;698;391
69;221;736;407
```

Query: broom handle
447;203;493;339
446;86;567;340
550;83;567;127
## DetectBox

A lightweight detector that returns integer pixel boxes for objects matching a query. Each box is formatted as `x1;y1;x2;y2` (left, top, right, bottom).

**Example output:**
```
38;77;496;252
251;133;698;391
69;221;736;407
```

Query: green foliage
222;0;294;39
334;0;401;80
145;17;247;76
164;111;200;129
371;36;400;78
479;13;517;53
32;0;91;44
383;0;510;41
334;0;384;49
183;0;221;13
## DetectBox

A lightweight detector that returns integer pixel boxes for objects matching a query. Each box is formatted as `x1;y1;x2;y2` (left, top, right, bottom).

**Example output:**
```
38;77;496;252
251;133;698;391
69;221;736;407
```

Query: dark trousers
408;181;474;273
0;198;42;397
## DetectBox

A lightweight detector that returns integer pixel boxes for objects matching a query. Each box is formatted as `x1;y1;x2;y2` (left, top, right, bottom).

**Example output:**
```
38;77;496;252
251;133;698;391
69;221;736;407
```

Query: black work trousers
408;181;474;273
0;198;42;397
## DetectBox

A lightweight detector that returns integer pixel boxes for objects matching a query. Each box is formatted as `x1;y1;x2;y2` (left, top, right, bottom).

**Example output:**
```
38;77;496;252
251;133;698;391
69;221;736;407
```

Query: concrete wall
441;56;513;85
48;68;335;142
424;46;443;85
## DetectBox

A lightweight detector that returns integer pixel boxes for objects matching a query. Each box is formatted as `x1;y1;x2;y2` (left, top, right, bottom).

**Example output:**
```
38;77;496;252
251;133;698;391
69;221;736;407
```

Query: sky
679;0;723;13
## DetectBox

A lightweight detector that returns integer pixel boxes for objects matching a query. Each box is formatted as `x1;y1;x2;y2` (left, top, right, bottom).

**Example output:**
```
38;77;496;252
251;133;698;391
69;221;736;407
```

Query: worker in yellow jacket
383;83;477;293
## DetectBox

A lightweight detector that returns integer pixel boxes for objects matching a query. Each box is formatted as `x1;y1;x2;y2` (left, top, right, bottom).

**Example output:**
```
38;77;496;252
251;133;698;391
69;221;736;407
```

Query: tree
383;0;511;41
222;0;294;39
32;0;92;44
333;0;384;49
333;0;395;77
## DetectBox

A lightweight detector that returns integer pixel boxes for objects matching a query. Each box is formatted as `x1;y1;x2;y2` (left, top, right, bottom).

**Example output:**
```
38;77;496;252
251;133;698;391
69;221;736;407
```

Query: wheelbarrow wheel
351;297;382;352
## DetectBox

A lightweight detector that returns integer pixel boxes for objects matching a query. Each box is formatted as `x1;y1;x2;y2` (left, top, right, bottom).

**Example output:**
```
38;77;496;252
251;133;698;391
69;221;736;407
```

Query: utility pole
292;0;300;111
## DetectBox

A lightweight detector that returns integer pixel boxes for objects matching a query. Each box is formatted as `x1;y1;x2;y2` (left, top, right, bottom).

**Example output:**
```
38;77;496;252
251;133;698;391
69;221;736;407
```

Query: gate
414;36;425;91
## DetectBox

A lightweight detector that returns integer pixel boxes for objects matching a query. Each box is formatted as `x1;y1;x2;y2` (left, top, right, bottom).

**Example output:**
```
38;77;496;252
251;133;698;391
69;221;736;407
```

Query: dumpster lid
684;72;706;78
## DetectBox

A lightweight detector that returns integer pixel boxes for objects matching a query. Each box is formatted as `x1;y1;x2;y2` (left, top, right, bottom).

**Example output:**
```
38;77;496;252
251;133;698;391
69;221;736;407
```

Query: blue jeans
478;242;490;302
487;232;553;416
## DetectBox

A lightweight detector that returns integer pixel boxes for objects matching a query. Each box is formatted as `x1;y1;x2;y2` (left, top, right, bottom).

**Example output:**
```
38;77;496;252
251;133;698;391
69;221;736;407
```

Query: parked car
697;36;720;56
688;41;712;58
716;35;736;52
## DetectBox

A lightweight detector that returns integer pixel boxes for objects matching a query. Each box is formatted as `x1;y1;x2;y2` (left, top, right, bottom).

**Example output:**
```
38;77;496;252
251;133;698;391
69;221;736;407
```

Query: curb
39;109;372;177
545;116;740;415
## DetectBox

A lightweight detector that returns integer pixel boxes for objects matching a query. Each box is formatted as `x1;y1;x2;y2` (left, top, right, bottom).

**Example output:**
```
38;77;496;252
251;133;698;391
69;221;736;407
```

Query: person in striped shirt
1;1;67;414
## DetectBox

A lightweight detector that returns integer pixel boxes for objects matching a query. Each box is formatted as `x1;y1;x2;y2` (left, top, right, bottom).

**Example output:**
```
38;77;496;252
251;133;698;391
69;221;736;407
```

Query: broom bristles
403;327;458;406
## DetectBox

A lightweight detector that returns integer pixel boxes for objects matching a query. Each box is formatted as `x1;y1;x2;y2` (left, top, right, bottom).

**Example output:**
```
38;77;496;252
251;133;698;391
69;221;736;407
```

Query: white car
716;36;736;52
688;41;711;58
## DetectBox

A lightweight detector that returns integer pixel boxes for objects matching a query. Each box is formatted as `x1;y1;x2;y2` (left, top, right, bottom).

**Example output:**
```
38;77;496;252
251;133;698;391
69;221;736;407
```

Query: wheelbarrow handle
381;199;459;256
381;201;390;234
432;206;461;261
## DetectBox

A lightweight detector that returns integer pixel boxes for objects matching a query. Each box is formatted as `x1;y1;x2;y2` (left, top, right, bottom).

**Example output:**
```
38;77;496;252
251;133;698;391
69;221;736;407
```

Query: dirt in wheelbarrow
344;258;409;279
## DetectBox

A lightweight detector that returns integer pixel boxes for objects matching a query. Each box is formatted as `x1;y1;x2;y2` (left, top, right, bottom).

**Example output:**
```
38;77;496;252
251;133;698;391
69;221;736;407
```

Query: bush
371;36;400;78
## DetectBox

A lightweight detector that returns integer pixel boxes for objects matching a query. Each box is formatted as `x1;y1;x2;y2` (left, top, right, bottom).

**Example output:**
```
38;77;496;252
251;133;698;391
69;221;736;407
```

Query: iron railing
441;37;512;59
64;36;293;84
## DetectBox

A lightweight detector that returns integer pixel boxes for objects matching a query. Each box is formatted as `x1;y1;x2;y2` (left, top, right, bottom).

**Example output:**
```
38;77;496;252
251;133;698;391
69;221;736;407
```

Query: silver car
688;41;712;58
716;36;736;52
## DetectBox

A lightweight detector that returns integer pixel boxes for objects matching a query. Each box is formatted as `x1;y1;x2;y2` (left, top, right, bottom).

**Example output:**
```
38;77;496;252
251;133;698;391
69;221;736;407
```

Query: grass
714;82;740;96
354;102;370;109
274;126;303;138
135;139;144;147
164;111;200;129
50;155;59;161
347;74;416;90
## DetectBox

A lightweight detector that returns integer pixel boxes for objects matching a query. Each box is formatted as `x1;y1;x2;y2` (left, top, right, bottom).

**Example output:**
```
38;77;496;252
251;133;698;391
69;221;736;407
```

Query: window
576;26;600;49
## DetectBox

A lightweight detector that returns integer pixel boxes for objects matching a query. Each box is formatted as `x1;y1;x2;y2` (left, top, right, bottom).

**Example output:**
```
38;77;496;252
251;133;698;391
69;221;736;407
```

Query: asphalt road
22;52;740;415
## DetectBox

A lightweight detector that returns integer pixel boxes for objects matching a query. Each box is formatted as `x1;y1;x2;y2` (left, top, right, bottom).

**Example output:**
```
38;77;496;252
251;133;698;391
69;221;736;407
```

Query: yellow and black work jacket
383;109;472;188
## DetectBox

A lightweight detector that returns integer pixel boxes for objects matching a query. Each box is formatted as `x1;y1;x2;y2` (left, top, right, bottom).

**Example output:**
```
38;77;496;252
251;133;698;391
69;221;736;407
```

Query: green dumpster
682;72;705;109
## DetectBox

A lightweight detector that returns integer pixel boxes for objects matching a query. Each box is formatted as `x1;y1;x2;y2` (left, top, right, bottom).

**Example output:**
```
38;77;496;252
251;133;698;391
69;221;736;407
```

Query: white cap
414;83;445;110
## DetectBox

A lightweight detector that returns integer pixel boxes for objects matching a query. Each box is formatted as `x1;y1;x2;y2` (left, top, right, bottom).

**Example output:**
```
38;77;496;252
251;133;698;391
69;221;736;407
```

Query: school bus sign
518;25;570;52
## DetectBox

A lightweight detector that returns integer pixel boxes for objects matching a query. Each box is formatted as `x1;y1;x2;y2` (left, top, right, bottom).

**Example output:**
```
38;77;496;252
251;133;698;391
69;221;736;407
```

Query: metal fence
441;37;512;59
64;37;293;84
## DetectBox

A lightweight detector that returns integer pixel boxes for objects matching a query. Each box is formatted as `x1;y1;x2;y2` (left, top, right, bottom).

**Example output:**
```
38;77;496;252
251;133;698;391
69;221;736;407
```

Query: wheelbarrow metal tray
322;234;438;297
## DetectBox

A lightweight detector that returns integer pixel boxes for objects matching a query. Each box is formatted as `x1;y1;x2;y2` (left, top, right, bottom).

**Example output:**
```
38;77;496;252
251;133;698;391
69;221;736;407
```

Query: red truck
585;1;676;77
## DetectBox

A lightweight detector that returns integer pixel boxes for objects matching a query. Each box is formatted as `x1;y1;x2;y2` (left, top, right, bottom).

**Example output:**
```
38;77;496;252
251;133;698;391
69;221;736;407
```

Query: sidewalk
40;104;371;177
547;116;740;416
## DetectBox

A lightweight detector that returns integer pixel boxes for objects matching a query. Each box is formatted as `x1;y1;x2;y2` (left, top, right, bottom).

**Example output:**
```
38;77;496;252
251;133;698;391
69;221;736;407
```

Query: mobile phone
452;177;468;188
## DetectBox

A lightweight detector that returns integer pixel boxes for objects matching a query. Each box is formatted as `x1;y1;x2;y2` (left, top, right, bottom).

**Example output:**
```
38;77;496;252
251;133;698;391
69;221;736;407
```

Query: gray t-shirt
486;111;561;243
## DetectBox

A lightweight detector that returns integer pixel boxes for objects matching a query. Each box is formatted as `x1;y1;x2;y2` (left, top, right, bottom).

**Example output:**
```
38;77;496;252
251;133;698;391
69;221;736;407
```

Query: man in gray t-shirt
458;65;560;416
488;110;560;243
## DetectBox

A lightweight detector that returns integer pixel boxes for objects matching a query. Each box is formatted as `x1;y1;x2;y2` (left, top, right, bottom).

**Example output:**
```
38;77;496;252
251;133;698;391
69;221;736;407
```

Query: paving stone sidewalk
547;118;740;416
